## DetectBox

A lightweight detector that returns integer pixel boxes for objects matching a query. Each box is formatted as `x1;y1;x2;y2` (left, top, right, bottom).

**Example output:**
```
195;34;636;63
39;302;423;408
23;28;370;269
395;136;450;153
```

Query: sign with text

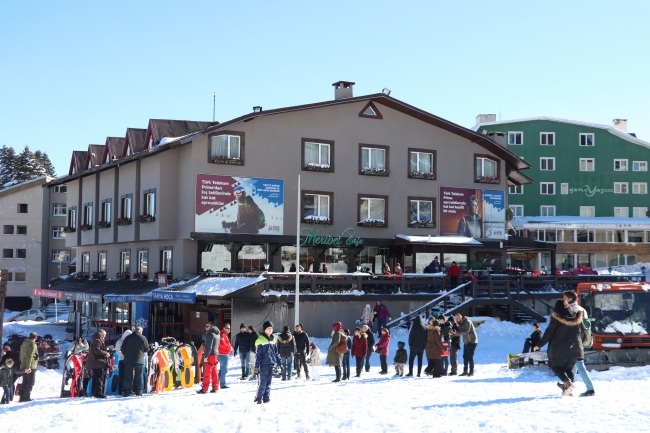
32;288;64;300
440;187;505;239
300;227;364;247
157;273;168;287
152;290;196;304
104;294;152;303
195;174;284;235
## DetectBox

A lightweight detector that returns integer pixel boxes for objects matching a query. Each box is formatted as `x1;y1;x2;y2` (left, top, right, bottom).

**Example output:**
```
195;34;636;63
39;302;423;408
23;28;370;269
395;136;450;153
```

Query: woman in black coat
534;292;586;396
406;316;428;377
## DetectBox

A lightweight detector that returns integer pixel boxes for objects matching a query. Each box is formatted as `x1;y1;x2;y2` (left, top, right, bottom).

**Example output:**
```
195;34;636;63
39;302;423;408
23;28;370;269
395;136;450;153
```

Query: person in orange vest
218;324;233;389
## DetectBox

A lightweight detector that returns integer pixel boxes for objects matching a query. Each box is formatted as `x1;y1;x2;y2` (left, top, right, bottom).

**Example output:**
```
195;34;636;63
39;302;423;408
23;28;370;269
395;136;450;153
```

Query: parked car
8;309;45;322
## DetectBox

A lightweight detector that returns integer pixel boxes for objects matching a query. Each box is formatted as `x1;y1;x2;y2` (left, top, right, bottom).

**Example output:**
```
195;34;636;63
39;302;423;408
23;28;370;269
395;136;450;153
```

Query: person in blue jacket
253;321;281;404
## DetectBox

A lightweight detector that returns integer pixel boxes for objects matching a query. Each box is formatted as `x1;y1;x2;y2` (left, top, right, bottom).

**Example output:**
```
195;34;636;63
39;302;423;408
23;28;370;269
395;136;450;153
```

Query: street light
356;264;362;273
263;262;270;272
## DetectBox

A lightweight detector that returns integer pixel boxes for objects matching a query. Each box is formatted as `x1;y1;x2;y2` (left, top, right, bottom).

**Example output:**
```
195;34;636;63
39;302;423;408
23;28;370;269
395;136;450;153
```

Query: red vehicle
577;282;650;350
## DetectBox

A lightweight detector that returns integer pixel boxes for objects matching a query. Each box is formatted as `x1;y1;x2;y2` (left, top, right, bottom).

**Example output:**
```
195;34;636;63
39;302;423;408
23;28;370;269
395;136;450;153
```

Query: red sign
157;273;168;288
32;287;64;299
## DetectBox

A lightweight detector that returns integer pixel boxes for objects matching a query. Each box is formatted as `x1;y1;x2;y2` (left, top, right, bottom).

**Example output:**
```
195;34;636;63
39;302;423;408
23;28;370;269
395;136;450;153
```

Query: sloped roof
144;119;213;150
123;128;147;156
84;145;105;169
68;151;87;175
102;137;126;164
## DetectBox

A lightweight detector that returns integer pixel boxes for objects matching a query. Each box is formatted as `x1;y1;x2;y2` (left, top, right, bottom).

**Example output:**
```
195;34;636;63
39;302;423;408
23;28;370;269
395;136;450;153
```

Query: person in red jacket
351;328;368;378
447;261;461;289
218;323;233;389
374;328;391;375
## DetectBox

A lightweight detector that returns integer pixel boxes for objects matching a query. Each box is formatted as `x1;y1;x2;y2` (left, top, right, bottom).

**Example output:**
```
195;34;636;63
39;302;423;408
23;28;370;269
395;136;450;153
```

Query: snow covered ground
2;317;649;432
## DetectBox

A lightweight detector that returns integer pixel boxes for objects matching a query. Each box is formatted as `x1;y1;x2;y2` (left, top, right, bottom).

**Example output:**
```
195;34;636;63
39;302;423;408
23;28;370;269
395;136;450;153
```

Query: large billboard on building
196;174;284;235
439;186;506;239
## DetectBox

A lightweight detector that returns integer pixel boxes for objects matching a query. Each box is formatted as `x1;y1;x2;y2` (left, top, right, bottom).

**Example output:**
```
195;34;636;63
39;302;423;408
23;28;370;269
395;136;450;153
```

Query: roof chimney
486;131;507;147
613;119;628;133
332;81;355;100
476;114;496;125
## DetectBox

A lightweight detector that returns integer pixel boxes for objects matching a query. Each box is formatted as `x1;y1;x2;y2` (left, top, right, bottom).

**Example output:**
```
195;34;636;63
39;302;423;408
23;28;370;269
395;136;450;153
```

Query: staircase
44;303;74;318
496;304;539;323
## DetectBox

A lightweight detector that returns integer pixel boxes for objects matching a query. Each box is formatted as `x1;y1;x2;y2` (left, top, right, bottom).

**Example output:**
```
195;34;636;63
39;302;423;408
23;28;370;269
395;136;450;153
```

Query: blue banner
152;290;196;304
104;294;152;303
134;302;150;340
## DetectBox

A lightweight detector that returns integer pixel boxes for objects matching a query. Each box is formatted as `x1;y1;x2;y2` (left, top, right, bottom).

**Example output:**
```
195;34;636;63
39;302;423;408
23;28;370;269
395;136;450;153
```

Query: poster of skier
439;186;505;239
195;173;284;235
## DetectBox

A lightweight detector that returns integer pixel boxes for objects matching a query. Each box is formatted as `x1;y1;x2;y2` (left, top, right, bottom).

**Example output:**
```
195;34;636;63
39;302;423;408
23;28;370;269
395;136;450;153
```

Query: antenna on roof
213;92;216;123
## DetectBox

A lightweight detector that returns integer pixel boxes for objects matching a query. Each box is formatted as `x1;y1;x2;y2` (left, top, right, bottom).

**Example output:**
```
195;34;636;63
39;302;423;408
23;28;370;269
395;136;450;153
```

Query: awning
49;278;159;303
395;234;483;246
104;294;152;303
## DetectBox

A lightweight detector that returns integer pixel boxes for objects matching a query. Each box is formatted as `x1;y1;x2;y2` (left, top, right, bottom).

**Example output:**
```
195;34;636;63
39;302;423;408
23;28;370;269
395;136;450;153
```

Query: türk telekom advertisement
195;174;284;235
439;186;506;239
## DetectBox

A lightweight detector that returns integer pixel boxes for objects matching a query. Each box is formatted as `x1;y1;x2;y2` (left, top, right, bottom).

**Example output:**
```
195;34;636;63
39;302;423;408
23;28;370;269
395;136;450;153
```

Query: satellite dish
505;208;514;222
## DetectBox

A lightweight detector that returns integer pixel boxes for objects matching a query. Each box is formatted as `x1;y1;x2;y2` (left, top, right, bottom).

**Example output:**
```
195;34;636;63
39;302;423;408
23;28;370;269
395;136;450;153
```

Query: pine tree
0;145;18;188
33;150;56;177
14;146;41;183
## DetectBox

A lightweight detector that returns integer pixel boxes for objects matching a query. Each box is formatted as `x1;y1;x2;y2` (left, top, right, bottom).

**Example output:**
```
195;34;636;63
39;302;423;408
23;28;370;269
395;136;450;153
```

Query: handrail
515;284;555;310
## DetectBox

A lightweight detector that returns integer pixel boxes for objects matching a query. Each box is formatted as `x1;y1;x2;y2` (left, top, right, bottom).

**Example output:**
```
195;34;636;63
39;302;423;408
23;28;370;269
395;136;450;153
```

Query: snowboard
196;344;205;383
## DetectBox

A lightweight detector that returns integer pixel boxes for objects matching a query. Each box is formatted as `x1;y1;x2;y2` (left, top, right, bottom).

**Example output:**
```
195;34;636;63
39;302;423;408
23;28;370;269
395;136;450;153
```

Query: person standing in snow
373;299;391;335
424;318;444;377
407;316;428;377
114;329;132;396
351;328;368;378
248;326;260;381
523;323;542;353
438;315;451;376
120;327;149;397
361;325;375;372
327;322;347;382
447;316;461;375
374;328;391;374
0;358;16;404
276;326;296;380
233;323;252;380
253;321;281;404
569;297;595;397
1;346;20;401
292;324;310;380
197;322;220;394
308;342;321;381
342;329;351;380
86;330;110;399
361;304;373;327
218;323;232;389
452;314;478;377
393;341;407;377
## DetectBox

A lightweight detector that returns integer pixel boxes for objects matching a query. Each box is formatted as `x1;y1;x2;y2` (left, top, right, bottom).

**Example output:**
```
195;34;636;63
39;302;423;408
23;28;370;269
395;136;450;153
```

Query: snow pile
594;262;650;275
183;276;264;297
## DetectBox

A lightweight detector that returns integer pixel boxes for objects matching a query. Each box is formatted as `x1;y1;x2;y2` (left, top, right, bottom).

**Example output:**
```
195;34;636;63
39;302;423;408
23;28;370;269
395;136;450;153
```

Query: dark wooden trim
474;153;501;185
207;130;245;166
358;143;390;176
301;138;335;173
301;190;334;225
358;101;383;119
357;193;389;227
407;147;437;180
407;196;437;228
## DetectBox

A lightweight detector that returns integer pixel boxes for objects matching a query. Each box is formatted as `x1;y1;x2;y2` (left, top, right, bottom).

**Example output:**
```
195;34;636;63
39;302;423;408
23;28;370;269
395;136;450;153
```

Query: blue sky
1;1;648;176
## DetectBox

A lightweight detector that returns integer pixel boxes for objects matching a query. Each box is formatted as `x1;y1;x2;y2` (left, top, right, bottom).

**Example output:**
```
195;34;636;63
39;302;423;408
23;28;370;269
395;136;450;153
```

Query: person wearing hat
0;356;17;404
233;323;252;380
326;322;347;382
1;345;19;401
276;325;296;380
221;185;265;234
253;321;281;404
457;195;483;238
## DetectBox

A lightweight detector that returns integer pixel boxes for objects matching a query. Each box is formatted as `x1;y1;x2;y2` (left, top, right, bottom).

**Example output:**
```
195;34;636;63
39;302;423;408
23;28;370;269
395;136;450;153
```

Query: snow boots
333;366;341;382
561;380;575;396
580;390;595;397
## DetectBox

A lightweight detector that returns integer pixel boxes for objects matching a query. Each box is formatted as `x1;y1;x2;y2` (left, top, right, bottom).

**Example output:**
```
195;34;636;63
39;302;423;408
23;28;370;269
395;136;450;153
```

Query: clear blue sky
1;1;648;176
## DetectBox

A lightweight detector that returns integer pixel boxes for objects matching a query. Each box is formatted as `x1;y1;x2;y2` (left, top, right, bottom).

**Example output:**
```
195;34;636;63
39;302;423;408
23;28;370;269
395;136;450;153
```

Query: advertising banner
32;288;64;299
104;294;152;303
152;290;196;304
440;187;506;239
196;174;284;235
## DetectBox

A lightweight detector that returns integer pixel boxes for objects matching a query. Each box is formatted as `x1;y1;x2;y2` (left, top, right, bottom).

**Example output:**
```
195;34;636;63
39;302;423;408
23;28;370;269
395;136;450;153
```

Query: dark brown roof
84;145;105;169
123;128;147;156
68;151;87;175
144;119;214;150
102;137;126;164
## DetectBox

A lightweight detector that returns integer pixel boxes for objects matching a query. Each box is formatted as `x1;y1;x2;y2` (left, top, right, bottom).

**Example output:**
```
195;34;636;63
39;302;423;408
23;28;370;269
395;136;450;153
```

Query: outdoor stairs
44;303;74;318
496;304;538;323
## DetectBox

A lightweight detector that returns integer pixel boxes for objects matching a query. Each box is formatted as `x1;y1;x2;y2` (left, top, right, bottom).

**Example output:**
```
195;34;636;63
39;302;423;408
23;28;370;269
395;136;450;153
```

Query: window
360;145;388;174
540;182;555;195
540;132;555;146
4;273;11;281
358;195;387;226
138;250;148;273
3;225;13;235
580;206;595;217
633;183;647;194
53;184;67;193
144;191;155;217
606;230;625;243
161;249;172;276
540;206;556;216
68;208;77;229
509;185;523;194
302;139;333;172
633;161;647;172
408;197;435;227
210;133;242;163
511;205;524;217
475;155;499;182
540;157;555;171
303;192;332;223
614;159;628;171
614;207;629;218
53;204;66;216
507;132;523;145
82;252;90;273
14;273;25;282
577;230;595;242
120;251;130;273
561;183;569;195
101;201;111;223
52;227;65;239
628;231;644;242
121;195;132;219
84;204;93;225
98;252;107;272
579;133;594;146
614;182;628;194
3;249;13;259
17;204;28;213
16;249;26;259
359;101;383;119
16;226;26;235
52;250;70;262
580;158;594;171
408;149;436;178
633;207;648;218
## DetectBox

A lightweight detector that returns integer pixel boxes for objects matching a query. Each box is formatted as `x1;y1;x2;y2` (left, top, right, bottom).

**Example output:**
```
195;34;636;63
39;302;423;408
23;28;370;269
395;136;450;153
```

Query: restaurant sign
300;227;363;247
152;290;196;304
32;288;64;300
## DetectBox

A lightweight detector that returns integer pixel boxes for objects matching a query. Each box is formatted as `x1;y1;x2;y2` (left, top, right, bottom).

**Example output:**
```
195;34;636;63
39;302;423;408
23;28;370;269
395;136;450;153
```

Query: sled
175;344;195;388
151;347;173;393
61;351;87;398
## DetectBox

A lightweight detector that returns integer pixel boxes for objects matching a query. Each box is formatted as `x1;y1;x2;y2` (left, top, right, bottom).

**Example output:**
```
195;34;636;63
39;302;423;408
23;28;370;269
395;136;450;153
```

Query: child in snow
342;329;351;380
308;342;321;381
393;341;407;377
253;321;281;404
351;328;368;378
0;358;15;404
374;328;391;375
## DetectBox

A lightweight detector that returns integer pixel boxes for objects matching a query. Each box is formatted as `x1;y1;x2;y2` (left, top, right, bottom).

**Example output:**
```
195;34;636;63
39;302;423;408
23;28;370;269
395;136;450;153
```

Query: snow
2;316;650;432
396;234;483;245
181;276;264;297
512;215;650;229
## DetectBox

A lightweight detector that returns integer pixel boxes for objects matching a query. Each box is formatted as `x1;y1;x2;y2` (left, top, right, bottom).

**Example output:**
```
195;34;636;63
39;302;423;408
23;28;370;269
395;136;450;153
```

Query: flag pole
295;174;300;327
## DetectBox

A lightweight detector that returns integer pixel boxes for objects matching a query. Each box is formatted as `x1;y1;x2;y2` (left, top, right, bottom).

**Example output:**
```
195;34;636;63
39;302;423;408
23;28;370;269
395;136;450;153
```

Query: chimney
486;131;507;147
332;81;355;100
476;114;496;125
613;119;628;133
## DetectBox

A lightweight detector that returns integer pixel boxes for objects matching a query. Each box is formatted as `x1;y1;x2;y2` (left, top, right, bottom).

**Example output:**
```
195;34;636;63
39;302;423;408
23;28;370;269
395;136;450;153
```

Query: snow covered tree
0;145;18;188
0;145;56;189
33;150;56;178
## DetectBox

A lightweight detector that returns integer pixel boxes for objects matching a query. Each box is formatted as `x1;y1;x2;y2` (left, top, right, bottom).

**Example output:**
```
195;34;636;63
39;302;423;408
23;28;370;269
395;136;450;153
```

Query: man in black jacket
447;316;461;375
248;326;260;381
121;327;149;397
406;316;428;377
233;323;252;379
292;324;310;380
361;325;375;372
523;323;542;353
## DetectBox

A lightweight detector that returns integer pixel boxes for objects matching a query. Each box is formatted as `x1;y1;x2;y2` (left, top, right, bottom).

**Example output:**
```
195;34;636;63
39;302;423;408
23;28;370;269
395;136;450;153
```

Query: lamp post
356;264;362;273
264;262;270;273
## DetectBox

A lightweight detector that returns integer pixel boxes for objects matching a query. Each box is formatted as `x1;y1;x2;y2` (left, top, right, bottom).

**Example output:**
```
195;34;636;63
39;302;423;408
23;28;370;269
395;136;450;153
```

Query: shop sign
104;294;152;303
32;288;64;299
300;227;363;247
63;292;103;303
152;290;196;304
158;273;168;287
568;185;614;197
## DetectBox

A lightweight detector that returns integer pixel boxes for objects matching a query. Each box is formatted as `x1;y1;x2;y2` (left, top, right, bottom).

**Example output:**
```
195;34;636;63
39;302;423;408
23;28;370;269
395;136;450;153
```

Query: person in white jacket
361;304;373;327
114;330;132;395
308;342;321;381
